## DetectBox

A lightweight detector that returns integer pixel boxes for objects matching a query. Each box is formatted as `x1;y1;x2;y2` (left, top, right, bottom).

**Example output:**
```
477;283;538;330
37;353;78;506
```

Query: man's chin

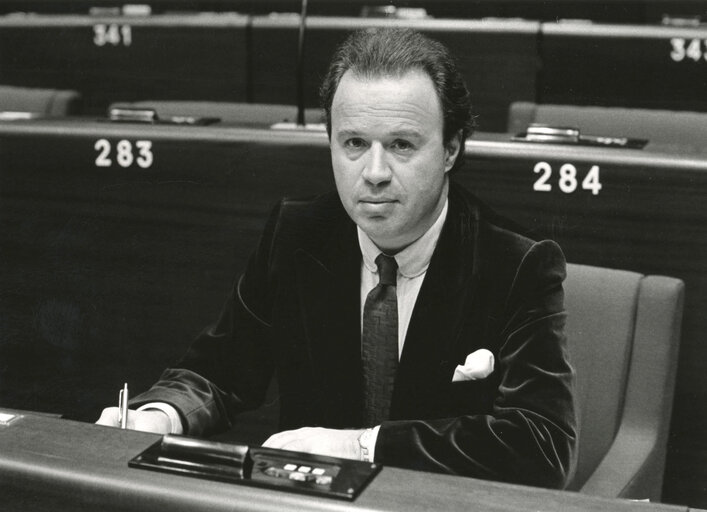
358;223;405;252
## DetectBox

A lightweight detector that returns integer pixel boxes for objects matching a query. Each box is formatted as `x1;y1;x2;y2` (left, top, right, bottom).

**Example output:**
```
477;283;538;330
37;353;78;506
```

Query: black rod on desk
295;0;308;126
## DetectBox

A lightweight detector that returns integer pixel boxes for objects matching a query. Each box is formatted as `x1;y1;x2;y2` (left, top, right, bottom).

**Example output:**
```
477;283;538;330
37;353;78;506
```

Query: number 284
533;162;602;195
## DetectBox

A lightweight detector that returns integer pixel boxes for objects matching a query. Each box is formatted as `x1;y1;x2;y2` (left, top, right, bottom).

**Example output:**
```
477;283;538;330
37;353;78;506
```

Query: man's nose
362;143;392;185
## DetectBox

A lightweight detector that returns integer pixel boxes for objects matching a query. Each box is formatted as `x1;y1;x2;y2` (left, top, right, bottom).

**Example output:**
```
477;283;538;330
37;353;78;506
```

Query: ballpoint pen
118;382;129;429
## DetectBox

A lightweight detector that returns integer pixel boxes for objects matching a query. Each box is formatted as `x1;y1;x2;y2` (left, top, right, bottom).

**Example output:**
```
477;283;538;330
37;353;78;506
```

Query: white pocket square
452;349;495;382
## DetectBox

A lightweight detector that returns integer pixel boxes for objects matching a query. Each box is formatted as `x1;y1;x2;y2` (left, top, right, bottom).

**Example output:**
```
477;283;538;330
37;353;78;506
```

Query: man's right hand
96;407;172;434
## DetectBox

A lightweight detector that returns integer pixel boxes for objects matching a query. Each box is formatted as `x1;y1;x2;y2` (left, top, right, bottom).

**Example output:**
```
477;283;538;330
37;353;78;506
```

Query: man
98;28;577;489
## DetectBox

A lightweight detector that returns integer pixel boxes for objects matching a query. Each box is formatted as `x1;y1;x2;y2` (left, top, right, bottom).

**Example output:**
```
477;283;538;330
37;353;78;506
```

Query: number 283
94;139;153;169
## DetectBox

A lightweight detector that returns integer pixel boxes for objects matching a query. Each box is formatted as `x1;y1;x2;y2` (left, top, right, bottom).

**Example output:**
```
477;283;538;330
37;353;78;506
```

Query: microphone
295;0;308;126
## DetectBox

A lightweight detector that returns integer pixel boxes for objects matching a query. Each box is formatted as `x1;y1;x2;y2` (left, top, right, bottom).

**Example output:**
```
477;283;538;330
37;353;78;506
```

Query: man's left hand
262;427;364;460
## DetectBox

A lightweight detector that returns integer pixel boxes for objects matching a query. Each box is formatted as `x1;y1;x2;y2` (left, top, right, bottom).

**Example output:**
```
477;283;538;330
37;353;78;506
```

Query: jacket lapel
293;218;364;426
391;187;482;419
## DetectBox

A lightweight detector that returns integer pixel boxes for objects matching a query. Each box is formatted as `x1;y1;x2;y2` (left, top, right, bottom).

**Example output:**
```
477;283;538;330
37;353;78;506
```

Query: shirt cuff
360;425;382;462
369;425;381;460
136;402;184;434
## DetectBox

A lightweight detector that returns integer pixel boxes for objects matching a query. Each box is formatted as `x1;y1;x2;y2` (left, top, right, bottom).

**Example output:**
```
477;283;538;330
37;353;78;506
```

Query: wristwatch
358;428;375;462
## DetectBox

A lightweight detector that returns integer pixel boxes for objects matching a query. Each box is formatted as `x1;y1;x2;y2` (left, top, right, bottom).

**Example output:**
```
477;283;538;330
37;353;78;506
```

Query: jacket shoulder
450;181;566;284
450;181;535;254
264;191;351;260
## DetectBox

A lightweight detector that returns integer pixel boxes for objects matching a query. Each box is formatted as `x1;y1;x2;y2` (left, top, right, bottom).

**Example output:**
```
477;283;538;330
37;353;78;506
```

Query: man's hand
262;427;365;460
95;407;172;434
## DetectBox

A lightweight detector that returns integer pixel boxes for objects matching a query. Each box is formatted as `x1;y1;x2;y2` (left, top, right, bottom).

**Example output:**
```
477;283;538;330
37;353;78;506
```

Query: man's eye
344;138;366;149
391;140;413;151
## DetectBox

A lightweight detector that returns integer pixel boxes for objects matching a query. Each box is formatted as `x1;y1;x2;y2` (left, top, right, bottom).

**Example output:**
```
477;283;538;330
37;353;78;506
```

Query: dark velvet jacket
133;181;577;489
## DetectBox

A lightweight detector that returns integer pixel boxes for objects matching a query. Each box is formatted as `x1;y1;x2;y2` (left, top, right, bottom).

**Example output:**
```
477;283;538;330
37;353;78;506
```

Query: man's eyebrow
389;129;423;139
335;129;362;138
334;129;424;139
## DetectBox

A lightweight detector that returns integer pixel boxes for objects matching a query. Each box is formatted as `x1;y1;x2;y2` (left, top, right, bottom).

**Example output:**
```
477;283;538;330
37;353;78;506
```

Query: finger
262;430;296;449
267;437;310;453
262;427;315;449
95;407;120;426
279;439;309;452
132;410;171;434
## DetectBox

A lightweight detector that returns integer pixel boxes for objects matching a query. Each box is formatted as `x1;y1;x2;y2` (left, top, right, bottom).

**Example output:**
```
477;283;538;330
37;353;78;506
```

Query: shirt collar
358;198;448;279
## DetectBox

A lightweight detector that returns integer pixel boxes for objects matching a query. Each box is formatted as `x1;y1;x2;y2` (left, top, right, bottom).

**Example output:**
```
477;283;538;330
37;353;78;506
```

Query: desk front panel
0;14;249;114
0;121;332;431
251;16;539;132
540;23;707;112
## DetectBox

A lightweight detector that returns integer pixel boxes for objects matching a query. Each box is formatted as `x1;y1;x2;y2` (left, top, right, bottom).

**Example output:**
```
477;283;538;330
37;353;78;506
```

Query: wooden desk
0;13;249;114
4;12;707;125
540;21;707;113
251;15;539;132
0;119;705;506
0;410;691;512
0;120;332;435
0;12;537;130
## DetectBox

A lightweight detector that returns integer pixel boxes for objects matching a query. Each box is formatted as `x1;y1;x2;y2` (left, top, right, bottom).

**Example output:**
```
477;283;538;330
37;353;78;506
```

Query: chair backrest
507;101;707;150
563;263;683;493
0;85;81;116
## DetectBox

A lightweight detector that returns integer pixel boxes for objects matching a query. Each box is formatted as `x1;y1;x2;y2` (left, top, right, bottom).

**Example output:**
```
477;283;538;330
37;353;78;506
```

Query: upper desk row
1;0;707;22
3;13;707;131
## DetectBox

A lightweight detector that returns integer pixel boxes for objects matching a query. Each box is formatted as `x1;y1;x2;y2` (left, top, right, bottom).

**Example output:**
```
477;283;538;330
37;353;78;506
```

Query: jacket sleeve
375;240;578;489
130;201;283;437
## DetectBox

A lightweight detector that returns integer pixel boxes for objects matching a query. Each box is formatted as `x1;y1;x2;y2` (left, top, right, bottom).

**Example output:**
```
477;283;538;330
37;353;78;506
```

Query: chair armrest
581;276;684;500
580;422;661;499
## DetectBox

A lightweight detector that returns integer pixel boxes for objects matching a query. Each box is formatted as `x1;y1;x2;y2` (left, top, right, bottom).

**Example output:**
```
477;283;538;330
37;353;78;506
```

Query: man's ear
444;130;463;172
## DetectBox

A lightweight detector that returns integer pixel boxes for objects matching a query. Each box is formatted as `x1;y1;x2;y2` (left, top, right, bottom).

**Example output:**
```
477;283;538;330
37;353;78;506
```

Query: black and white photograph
0;0;705;510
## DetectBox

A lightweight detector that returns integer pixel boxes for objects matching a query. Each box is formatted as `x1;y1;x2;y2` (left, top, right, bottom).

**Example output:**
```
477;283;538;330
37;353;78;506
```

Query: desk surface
0;410;691;512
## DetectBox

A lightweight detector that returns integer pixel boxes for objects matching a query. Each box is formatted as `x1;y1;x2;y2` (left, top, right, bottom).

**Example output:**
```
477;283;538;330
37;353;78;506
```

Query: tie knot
375;254;398;286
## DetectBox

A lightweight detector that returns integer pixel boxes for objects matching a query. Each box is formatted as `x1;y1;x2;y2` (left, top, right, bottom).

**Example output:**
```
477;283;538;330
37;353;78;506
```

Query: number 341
533;162;602;195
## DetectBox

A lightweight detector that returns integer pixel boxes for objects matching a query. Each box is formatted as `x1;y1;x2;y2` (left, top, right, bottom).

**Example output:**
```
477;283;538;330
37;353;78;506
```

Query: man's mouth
359;197;396;204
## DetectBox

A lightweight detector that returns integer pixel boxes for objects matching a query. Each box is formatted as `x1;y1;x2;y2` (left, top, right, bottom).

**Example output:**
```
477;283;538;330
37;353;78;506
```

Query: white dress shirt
357;198;448;359
142;198;450;454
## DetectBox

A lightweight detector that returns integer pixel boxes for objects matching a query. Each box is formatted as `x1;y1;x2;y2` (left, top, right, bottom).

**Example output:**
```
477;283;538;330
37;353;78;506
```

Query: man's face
330;69;461;252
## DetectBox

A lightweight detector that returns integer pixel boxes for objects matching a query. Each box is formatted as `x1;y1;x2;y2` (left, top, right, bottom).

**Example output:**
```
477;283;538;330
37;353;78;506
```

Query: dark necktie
361;253;399;426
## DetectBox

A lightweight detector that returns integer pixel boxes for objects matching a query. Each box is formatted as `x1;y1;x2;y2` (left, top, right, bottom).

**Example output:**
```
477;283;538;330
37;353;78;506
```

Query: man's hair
319;27;475;171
